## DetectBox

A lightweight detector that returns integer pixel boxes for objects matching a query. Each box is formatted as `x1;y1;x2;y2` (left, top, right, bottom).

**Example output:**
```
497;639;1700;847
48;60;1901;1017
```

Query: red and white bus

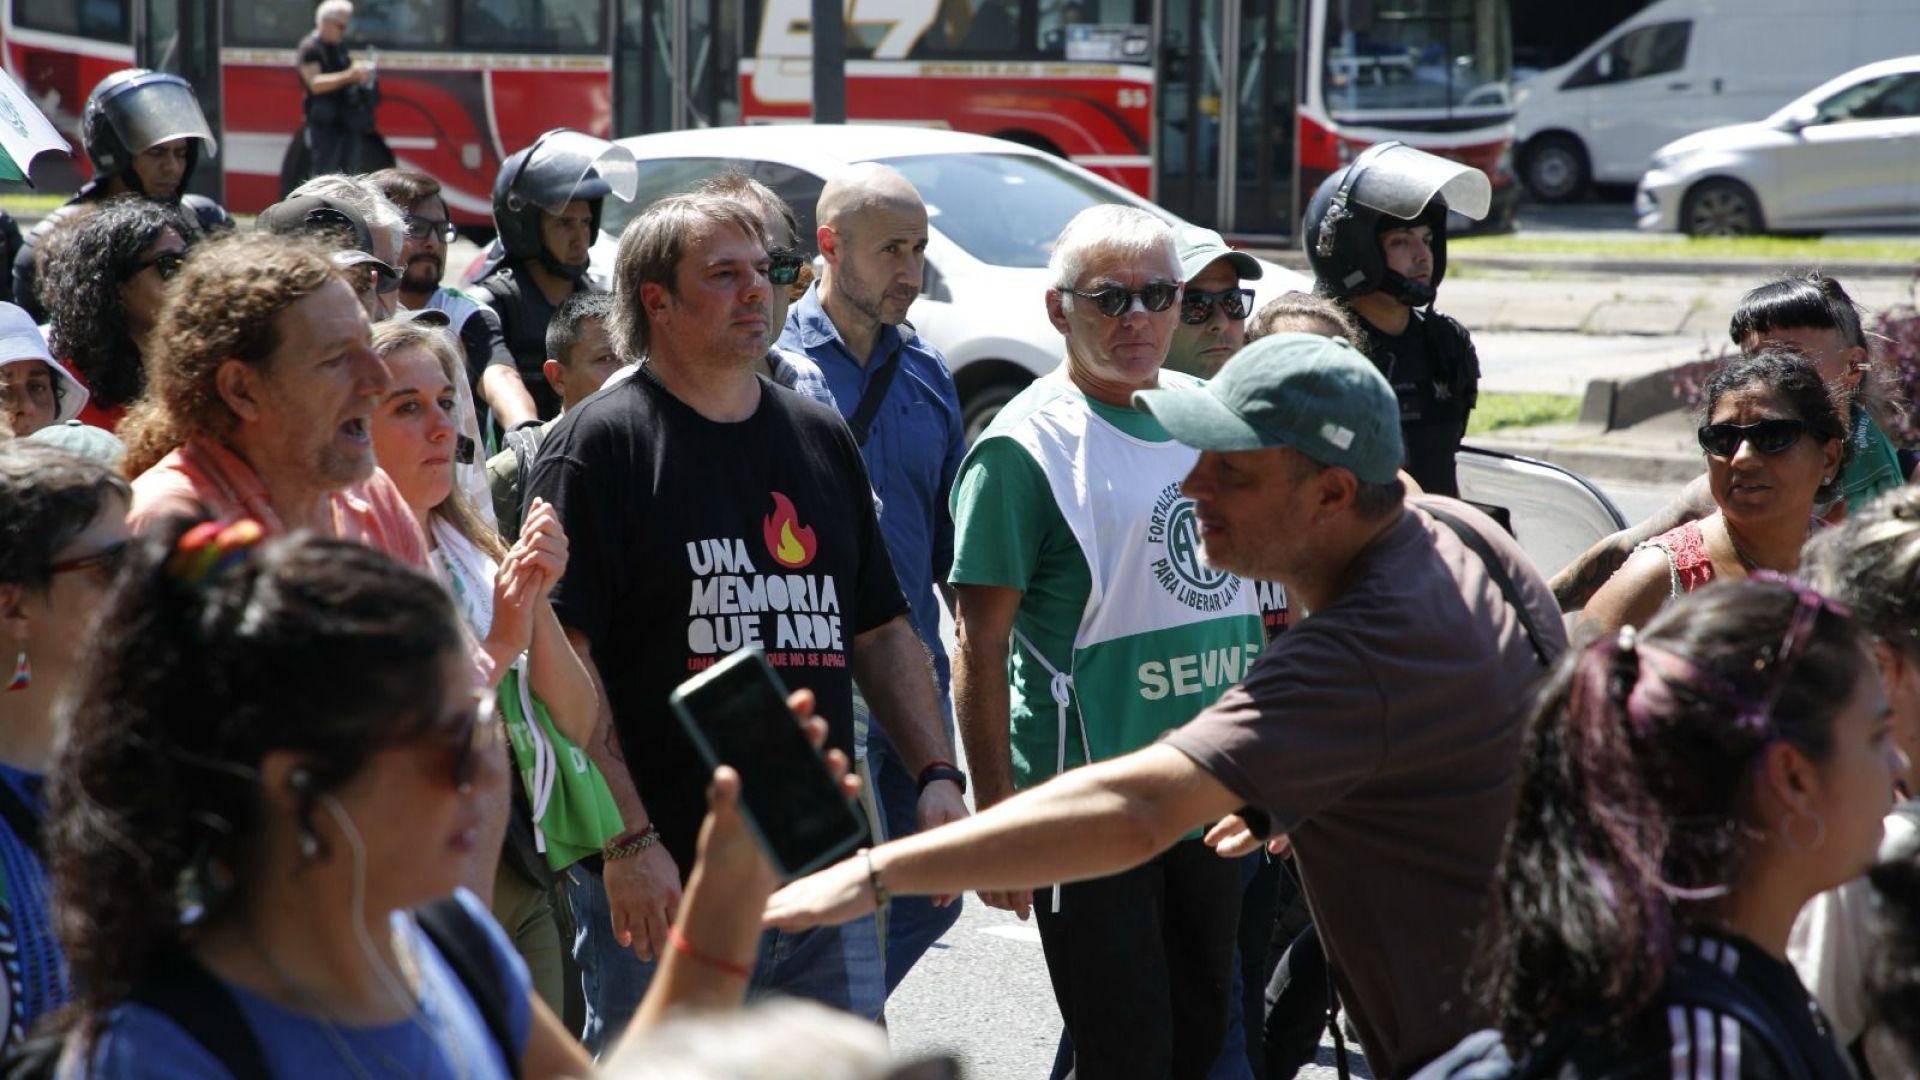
2;0;1514;238
741;0;1517;236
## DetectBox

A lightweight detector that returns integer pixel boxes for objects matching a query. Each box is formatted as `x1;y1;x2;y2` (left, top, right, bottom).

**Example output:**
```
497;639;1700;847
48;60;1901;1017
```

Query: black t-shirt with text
1357;309;1479;498
527;370;906;867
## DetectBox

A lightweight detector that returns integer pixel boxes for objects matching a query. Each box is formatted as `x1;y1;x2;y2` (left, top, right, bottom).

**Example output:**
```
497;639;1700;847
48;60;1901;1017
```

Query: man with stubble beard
367;168;538;431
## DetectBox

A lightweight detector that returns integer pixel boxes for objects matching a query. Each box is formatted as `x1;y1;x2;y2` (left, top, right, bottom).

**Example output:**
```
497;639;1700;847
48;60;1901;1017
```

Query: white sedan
1636;55;1920;235
592;125;1310;439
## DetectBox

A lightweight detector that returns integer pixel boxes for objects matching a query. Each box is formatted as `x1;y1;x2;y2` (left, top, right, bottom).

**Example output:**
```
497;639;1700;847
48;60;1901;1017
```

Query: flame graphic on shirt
762;491;818;569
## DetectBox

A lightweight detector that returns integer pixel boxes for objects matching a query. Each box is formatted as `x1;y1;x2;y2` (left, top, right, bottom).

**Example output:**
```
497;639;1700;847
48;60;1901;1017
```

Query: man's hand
1204;813;1288;859
603;843;683;963
914;780;969;907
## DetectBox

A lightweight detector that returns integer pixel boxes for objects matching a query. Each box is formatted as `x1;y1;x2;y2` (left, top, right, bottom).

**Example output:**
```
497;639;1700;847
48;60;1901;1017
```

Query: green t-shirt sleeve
949;436;1058;591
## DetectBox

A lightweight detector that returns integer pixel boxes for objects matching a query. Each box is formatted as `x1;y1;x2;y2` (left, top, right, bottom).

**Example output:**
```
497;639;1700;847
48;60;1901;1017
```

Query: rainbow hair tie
165;519;266;586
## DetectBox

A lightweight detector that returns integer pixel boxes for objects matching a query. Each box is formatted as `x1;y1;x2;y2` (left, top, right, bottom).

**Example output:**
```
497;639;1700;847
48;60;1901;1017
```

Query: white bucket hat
0;302;86;424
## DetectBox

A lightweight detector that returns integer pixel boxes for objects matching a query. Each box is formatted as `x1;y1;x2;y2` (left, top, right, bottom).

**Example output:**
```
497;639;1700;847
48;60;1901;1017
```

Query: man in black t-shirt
286;0;391;187
526;190;966;1050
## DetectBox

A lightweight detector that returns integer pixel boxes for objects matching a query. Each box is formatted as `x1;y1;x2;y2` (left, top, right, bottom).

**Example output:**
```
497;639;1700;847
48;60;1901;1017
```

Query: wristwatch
916;762;968;796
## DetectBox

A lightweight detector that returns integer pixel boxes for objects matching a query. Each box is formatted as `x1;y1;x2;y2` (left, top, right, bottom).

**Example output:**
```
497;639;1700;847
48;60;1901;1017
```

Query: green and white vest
999;384;1264;787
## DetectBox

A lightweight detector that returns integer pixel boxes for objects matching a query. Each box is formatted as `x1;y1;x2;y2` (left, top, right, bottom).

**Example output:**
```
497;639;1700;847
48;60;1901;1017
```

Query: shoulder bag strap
847;334;909;446
127;952;272;1079
415;897;521;1080
1422;503;1553;669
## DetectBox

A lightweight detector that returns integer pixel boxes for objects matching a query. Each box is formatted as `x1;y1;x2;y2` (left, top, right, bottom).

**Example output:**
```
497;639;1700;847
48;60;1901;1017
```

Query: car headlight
1649;147;1686;172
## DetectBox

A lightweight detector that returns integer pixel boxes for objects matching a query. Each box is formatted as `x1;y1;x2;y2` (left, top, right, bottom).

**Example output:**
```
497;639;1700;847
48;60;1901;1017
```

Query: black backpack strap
1665;952;1818;1080
1421;502;1554;669
126;951;272;1079
415;897;521;1080
846;333;909;446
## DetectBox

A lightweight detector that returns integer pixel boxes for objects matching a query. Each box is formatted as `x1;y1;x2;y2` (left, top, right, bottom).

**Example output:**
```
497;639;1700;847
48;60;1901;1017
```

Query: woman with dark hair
1788;485;1920;1076
50;524;591;1077
0;443;129;1053
41;198;189;433
1731;272;1903;512
1583;349;1844;635
1473;576;1902;1077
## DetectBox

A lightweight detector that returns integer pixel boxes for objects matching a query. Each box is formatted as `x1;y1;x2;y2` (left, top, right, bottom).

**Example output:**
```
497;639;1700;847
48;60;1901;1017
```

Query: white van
1512;0;1920;200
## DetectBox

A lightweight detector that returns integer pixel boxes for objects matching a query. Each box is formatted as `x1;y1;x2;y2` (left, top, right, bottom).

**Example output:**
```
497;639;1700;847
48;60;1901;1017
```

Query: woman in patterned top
1583;350;1844;637
1473;577;1904;1078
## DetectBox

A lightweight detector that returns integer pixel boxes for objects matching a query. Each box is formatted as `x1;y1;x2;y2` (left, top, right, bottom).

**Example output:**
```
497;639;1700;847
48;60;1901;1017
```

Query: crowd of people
4;42;1920;1080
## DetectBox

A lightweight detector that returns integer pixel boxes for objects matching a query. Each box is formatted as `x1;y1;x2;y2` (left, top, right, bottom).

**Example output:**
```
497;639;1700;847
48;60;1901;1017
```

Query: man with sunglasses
367;168;539;432
775;164;968;998
1165;226;1262;378
946;205;1263;1078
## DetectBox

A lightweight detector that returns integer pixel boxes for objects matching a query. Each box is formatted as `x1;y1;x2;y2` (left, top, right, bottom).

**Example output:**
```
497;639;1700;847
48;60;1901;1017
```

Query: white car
1636;55;1920;235
592;125;1310;438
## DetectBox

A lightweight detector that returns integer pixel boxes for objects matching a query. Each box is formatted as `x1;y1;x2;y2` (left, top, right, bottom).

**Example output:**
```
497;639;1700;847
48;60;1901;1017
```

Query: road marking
981;925;1042;944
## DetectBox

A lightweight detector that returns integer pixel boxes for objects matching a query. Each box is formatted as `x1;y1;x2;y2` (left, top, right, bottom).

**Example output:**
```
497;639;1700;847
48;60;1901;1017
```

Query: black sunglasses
429;692;501;793
47;539;129;580
1180;287;1255;325
125;250;186;282
1697;418;1809;458
768;250;806;287
1063;281;1181;318
405;215;458;244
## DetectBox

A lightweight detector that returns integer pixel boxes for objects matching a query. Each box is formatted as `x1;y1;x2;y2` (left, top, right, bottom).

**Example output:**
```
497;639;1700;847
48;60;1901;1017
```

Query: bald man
778;163;968;997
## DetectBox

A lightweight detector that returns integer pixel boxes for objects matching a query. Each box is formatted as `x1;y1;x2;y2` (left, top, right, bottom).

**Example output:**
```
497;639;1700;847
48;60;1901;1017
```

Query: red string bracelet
666;924;753;979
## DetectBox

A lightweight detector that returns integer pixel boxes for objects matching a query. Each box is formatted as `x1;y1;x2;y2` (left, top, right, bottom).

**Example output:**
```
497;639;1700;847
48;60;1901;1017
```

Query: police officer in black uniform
473;129;636;421
1303;142;1490;498
14;69;230;321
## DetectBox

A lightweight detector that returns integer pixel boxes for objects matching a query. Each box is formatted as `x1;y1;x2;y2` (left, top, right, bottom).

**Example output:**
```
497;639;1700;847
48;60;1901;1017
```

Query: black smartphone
669;648;870;879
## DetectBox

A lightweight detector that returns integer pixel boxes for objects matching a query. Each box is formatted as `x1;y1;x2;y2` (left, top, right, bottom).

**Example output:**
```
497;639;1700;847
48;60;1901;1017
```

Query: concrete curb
1255;248;1919;280
1469;429;1701;486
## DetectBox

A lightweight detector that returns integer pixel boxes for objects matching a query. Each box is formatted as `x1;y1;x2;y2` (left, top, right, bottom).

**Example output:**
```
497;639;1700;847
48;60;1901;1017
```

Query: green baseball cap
1133;332;1403;483
1174;225;1262;283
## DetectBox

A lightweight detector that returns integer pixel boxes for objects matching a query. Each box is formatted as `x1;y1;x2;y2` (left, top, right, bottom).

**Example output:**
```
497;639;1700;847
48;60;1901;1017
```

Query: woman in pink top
119;230;428;571
1583;348;1844;635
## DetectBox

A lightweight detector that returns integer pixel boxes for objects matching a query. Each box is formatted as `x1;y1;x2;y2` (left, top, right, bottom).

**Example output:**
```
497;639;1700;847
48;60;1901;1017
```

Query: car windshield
881;152;1166;268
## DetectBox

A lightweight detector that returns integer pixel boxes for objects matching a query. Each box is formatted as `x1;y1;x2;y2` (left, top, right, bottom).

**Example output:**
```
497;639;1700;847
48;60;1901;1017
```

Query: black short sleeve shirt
527;371;906;866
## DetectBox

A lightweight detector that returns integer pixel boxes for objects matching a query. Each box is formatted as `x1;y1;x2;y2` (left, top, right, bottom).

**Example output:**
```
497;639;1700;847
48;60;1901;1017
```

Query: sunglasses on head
768;250;806;287
47;539;129;580
1180;287;1255;325
1697;418;1809;458
1064;281;1181;318
404;215;458;244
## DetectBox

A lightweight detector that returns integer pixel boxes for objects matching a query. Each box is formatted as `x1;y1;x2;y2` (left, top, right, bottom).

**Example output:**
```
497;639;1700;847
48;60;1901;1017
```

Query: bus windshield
884;151;1168;268
1323;0;1512;118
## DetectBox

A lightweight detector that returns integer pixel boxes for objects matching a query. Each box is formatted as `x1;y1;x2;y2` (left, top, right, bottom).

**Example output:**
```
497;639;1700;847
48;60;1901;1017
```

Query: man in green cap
765;331;1568;1080
1164;225;1262;378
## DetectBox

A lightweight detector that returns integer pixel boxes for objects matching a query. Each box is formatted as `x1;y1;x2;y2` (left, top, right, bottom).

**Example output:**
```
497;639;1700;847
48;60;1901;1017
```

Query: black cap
256;195;399;278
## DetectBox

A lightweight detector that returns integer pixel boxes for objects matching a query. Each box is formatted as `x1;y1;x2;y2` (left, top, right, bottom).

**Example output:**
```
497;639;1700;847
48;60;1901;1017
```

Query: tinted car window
1817;73;1920;123
1564;20;1690;89
885;151;1164;268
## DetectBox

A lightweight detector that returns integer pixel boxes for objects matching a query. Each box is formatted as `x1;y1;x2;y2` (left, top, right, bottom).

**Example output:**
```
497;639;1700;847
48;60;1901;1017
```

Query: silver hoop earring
1780;810;1826;851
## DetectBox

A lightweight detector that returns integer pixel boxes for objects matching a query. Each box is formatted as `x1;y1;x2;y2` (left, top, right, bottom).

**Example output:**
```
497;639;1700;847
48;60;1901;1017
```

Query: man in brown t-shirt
765;332;1567;1079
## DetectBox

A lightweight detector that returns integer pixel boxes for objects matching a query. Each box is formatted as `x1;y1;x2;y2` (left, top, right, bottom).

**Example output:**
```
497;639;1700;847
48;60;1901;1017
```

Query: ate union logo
762;491;818;569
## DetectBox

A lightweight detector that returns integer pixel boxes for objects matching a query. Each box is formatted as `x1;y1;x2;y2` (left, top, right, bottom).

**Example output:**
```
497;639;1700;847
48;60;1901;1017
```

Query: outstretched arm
765;744;1240;930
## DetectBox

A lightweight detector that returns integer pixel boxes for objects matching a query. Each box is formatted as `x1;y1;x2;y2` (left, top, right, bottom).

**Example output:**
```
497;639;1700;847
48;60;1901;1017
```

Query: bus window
17;0;129;42
460;0;608;51
226;0;454;50
1324;0;1510;115
1036;0;1142;56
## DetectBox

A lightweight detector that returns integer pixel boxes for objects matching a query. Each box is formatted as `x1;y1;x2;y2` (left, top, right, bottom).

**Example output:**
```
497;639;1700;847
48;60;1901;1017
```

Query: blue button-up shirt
780;284;966;693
